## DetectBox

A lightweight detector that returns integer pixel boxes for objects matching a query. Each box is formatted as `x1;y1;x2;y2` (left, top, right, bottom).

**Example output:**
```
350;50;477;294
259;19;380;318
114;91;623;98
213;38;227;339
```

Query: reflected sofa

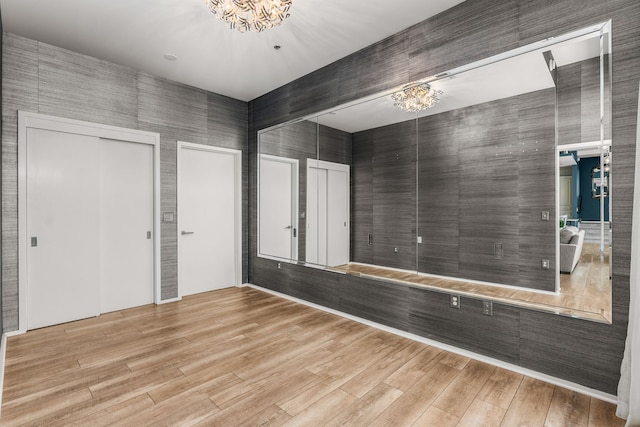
560;227;585;274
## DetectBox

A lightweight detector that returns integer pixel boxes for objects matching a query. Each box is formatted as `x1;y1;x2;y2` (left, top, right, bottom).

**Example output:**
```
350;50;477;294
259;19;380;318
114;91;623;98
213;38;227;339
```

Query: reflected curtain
617;83;640;425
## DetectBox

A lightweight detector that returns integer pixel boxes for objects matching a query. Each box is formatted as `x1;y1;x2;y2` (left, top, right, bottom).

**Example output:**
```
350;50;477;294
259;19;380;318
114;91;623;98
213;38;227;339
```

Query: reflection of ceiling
0;0;466;102
315;31;603;134
559;155;577;167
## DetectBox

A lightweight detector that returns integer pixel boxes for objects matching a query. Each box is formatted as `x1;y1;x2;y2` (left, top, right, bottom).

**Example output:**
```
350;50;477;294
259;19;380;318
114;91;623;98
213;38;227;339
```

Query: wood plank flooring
1;287;623;426
332;242;612;323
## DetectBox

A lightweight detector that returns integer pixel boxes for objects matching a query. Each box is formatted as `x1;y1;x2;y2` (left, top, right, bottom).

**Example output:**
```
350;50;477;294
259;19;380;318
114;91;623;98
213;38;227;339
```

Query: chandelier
205;0;292;33
391;83;443;113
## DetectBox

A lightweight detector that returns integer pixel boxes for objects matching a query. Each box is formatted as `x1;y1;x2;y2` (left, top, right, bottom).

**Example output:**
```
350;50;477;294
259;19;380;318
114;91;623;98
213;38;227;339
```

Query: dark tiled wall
249;0;640;394
1;33;249;331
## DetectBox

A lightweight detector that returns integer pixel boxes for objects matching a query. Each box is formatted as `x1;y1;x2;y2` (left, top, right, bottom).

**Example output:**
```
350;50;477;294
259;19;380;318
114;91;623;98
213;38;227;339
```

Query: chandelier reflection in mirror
391;83;443;113
205;0;292;33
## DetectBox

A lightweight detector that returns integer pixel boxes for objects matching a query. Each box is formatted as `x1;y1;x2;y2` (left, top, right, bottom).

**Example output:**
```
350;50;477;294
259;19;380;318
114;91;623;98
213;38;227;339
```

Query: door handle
181;231;194;235
284;225;292;229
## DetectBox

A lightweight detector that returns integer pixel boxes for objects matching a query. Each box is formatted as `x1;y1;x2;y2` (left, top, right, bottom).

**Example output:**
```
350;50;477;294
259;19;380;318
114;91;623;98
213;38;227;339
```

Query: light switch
163;212;175;223
541;211;550;221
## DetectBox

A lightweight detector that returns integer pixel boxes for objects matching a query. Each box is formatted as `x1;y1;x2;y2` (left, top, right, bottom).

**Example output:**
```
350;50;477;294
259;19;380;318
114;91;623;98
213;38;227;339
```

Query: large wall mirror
258;21;612;323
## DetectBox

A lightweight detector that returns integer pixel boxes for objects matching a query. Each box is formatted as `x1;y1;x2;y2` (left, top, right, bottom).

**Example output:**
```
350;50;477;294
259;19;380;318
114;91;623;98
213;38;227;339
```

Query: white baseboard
247;283;617;405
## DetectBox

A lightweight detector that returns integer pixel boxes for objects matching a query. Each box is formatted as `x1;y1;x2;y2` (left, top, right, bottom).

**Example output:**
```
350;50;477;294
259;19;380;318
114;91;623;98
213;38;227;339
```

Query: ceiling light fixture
205;0;292;33
391;83;443;113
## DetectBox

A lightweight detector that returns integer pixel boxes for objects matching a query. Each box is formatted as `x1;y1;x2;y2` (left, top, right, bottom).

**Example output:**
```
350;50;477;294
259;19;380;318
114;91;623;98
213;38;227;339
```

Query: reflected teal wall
572;163;580;219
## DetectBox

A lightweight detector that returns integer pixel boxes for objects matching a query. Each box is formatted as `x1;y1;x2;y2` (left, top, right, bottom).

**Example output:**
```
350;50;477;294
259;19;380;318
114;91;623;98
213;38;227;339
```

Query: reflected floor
331;243;611;323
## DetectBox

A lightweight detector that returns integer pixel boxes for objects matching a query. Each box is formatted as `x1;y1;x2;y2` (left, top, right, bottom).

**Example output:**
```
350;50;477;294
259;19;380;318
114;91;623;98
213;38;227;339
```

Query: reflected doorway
306;159;350;267
259;154;299;261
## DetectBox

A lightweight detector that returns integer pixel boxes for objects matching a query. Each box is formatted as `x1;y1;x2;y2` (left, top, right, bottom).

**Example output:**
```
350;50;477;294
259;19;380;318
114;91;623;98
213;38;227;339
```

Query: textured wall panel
372;121;417;271
351;132;373;264
417;110;460;276
38;44;138;130
409;289;521;364
288;264;340;311
2;34;38;330
517;89;557;291
519;309;624;393
339;275;410;331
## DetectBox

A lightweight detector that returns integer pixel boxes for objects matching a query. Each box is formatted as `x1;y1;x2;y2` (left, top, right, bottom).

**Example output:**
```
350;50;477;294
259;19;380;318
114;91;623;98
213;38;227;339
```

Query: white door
178;143;241;296
27;129;101;329
100;139;154;313
327;169;349;267
259;155;298;260
307;167;327;265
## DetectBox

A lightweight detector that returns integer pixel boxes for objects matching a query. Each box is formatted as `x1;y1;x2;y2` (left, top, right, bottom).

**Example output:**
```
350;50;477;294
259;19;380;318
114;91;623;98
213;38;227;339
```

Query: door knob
181;231;194;235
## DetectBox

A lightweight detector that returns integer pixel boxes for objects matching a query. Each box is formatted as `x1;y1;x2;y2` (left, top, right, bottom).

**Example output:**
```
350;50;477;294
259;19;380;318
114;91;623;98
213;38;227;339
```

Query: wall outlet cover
450;295;460;309
482;300;493;316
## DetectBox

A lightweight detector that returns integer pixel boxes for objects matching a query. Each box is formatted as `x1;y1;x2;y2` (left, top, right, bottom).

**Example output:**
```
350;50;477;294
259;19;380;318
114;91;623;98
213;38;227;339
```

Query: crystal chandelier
205;0;292;33
391;83;443;113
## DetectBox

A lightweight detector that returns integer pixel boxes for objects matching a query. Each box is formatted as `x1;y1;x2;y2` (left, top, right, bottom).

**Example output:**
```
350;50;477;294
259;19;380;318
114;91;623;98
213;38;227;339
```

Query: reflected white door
178;143;241;296
306;160;350;267
327;169;349;266
27;129;101;329
307;167;327;265
100;139;154;313
560;176;572;218
259;155;298;260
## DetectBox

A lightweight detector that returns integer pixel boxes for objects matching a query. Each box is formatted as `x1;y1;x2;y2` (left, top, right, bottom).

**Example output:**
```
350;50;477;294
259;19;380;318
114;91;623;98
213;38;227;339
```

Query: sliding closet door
100;139;154;313
306;160;350;267
327;169;349;267
26;129;101;330
26;130;155;329
307;167;328;265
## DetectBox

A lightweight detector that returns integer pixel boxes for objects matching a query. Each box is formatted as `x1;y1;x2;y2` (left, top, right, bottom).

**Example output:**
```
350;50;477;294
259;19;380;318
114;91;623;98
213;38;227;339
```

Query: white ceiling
0;0;467;102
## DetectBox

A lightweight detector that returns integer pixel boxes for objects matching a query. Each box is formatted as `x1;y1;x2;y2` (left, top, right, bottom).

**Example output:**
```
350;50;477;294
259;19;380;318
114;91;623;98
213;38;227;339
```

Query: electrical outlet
450;295;460;309
482;301;493;316
394;247;399;253
277;262;281;270
494;243;504;259
417;236;423;244
541;259;550;269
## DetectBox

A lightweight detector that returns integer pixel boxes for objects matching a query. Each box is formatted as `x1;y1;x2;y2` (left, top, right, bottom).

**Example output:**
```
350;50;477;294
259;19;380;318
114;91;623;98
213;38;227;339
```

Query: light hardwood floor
1;287;623;426
332;243;612;323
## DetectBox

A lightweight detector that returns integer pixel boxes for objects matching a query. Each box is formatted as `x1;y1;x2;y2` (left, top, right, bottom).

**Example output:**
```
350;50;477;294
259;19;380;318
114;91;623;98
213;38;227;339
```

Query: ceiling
0;0;467;102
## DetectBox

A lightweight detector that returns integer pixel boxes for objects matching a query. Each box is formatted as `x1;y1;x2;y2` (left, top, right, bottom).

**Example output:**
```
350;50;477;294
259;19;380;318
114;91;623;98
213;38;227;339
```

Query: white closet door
179;145;240;296
327;169;349;267
100;139;154;313
27;129;101;329
307;167;328;265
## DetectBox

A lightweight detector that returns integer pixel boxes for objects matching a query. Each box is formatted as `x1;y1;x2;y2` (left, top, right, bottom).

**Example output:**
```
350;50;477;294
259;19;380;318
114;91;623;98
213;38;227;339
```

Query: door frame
176;141;243;298
18;111;161;333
